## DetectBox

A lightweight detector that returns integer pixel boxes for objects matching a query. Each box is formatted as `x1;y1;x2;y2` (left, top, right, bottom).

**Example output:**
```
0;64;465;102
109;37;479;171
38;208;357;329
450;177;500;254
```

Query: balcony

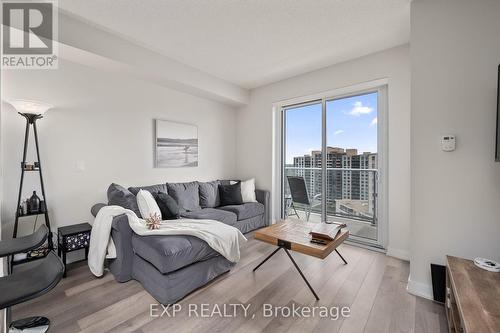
284;167;378;241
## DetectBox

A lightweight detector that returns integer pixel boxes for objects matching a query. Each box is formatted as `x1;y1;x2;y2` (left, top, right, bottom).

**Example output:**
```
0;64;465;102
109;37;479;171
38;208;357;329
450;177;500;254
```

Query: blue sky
285;92;378;164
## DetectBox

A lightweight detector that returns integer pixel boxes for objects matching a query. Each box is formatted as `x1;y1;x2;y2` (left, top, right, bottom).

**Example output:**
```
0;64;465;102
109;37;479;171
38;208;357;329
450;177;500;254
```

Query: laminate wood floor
11;234;447;333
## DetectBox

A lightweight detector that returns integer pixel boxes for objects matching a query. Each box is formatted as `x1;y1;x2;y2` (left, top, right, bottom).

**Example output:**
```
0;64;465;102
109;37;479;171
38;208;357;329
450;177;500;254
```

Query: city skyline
286;147;377;166
286;147;377;222
285;92;378;164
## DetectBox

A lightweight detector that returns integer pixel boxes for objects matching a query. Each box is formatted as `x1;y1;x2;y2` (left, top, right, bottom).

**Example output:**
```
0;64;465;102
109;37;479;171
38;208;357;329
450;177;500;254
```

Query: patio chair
286;176;321;221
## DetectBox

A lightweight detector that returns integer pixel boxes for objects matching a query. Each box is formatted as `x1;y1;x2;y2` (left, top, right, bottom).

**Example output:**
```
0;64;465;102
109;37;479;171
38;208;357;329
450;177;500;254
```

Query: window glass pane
283;102;323;221
326;92;378;240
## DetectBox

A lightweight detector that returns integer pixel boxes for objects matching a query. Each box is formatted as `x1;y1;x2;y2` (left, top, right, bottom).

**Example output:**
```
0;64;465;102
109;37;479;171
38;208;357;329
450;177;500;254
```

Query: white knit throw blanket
88;205;247;277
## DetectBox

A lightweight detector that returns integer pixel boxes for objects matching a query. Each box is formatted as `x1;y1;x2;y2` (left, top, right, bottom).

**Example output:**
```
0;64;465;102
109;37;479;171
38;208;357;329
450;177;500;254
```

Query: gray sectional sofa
91;180;269;304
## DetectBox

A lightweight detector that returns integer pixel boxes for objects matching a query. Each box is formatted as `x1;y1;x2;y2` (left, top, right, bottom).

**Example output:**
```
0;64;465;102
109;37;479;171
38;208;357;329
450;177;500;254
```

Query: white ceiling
58;0;410;89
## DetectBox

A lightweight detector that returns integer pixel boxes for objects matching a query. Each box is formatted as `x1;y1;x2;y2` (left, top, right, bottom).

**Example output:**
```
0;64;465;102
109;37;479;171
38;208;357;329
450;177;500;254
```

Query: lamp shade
7;99;53;115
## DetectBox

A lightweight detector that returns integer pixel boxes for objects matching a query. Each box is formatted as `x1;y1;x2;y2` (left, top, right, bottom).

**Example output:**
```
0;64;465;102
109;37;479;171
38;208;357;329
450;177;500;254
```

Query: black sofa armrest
255;189;270;226
91;203;107;217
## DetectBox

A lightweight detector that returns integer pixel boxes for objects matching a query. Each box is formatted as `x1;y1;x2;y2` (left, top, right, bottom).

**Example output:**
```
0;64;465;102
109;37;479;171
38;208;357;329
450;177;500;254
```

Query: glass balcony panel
284;167;377;241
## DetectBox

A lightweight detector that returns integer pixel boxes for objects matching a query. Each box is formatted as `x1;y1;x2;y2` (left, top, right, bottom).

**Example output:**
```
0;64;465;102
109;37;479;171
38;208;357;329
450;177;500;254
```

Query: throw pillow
156;192;180;219
199;181;220;208
240;178;257;203
107;183;142;217
167;182;201;212
230;179;257;203
219;182;243;206
137;190;162;219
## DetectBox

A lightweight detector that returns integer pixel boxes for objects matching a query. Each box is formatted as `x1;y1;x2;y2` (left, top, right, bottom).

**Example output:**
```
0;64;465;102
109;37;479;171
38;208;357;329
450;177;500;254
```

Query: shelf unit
12;249;50;265
12;113;53;266
17;211;47;218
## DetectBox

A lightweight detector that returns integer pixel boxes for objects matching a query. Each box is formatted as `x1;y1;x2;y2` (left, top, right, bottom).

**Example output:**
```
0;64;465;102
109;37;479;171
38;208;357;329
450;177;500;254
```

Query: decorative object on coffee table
155;119;198;168
57;223;92;277
253;218;349;300
7;99;54;267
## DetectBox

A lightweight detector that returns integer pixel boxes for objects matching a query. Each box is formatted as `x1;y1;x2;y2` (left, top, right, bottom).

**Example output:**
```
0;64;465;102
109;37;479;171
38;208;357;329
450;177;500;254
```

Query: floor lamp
7;99;54;254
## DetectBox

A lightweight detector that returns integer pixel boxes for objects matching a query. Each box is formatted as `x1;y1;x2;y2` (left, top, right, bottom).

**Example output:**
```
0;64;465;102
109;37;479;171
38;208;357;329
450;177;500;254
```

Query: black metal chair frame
286;176;321;221
0;225;64;332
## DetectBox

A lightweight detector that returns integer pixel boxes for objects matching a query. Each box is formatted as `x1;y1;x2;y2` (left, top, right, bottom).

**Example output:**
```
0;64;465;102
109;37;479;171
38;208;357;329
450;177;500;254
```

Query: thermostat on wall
441;135;456;152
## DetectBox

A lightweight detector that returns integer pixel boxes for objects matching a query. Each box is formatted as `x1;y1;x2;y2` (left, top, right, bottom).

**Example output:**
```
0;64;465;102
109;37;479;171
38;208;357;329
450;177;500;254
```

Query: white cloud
347;101;373;116
370;117;377;127
333;129;344;135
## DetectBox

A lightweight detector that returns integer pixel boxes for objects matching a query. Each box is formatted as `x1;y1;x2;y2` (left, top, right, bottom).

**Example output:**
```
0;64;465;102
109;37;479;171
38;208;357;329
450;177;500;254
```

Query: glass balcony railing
284;167;378;225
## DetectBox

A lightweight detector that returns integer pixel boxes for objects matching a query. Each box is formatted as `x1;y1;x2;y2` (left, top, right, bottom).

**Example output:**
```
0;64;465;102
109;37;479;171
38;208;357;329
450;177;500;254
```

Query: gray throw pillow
199;181;220;208
167;181;201;212
156;192;180;219
218;182;243;206
107;183;142;217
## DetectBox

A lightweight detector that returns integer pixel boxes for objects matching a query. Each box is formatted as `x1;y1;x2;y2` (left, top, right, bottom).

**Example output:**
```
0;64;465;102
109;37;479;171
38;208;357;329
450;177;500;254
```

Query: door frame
272;78;389;249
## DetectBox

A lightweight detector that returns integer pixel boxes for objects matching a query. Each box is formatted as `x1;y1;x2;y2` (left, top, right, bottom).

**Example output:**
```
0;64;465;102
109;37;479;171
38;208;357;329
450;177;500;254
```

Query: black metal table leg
335;249;348;264
253;247;281;272
283;248;320;301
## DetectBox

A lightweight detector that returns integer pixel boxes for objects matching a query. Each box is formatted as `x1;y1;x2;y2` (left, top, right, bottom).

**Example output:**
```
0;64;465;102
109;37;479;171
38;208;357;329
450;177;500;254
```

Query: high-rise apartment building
290;147;377;216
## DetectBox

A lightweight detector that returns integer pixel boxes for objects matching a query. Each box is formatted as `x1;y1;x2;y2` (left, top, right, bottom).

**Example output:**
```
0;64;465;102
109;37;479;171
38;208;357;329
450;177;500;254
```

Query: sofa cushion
181;208;237;226
137;190;162;219
132;234;219;274
217;202;265;221
107;183;142;217
128;183;168;196
156;192;180;220
167;182;201;212
237;179;257;203
219;183;243;206
199;181;220;208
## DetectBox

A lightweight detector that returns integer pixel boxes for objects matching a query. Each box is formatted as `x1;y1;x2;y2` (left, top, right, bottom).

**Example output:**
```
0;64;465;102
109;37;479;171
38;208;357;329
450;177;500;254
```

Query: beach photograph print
155;119;198;168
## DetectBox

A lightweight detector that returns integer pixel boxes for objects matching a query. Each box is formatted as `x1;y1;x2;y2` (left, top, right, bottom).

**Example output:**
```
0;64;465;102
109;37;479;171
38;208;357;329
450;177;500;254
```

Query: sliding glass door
283;101;324;221
281;87;385;247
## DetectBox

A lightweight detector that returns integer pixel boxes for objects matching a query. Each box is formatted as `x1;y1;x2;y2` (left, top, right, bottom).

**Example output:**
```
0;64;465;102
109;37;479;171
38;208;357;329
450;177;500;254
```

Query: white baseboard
386;247;410;261
407;276;433;300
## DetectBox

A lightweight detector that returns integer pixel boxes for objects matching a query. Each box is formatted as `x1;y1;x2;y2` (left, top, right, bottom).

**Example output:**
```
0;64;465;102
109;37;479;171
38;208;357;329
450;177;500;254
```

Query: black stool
0;225;64;333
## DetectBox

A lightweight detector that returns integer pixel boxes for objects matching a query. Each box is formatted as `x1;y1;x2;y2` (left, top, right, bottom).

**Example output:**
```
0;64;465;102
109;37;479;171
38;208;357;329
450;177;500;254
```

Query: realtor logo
1;0;58;69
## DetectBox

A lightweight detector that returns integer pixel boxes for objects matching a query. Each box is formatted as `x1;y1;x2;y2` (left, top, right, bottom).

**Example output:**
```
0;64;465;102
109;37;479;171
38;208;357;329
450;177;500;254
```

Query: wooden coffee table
253;219;349;300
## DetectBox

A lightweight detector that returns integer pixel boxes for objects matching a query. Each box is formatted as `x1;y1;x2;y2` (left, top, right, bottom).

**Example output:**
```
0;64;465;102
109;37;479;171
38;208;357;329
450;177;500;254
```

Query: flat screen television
496;65;500;161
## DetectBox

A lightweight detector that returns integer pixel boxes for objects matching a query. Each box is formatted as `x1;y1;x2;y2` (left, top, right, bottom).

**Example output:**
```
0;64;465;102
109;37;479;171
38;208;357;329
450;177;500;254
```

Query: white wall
236;45;411;258
1;59;237;237
409;0;500;298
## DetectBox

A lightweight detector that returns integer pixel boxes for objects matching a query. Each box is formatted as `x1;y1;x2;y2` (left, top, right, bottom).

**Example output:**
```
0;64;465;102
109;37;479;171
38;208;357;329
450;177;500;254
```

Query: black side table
57;223;92;277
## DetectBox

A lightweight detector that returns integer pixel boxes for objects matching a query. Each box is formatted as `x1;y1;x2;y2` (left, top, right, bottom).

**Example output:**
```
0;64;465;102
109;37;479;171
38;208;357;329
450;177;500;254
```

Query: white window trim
272;78;389;249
